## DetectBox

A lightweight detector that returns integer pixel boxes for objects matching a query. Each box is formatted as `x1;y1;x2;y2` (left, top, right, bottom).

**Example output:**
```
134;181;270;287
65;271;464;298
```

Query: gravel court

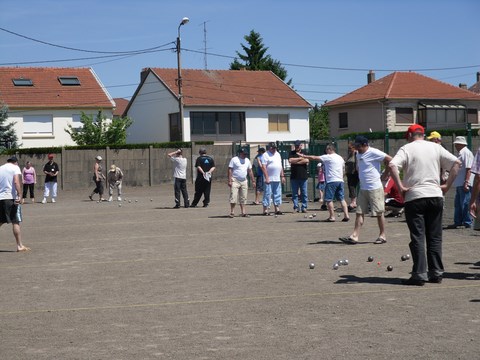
0;184;479;359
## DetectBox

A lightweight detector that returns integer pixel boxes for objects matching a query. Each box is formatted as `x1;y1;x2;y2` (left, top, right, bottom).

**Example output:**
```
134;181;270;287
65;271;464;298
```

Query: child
316;163;326;210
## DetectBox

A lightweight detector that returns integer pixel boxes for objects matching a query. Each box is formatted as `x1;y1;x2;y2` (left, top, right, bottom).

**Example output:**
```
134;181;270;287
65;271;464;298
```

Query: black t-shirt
195;155;215;175
289;150;308;180
43;161;59;182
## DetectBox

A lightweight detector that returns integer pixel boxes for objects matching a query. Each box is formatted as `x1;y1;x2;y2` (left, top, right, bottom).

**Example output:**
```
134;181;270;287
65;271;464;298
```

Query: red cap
405;124;424;139
48;154;54;159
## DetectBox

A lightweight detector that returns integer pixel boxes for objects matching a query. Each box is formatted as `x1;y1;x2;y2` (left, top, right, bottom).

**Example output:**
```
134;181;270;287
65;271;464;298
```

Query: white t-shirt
390;140;458;202
0;162;21;200
453;146;474;187
356;147;388;191
262;150;283;181
170;157;187;179
229;156;252;181
319;153;344;183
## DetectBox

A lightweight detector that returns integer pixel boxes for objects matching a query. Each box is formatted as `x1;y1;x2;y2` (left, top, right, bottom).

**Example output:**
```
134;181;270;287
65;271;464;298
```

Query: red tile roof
325;72;480;107
113;98;129;116
148;68;311;108
0;67;114;109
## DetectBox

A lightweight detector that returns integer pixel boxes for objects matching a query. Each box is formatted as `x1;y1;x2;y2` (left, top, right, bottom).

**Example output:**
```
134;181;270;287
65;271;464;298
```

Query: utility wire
0;26;174;54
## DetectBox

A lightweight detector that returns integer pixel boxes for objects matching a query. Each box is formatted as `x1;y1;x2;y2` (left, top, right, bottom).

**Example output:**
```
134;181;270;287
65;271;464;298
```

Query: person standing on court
261;142;286;215
339;135;392;245
42;154;59;204
444;136;474;229
22;161;36;204
167;149;189;209
345;141;359;211
288;140;309;213
389;124;460;286
191;147;215;208
301;144;349;222
252;147;265;205
227;147;255;218
0;157;30;252
89;155;106;202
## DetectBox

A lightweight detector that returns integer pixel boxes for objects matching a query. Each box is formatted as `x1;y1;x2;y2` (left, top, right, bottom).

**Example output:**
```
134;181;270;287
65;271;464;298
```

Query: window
12;78;33;86
190;112;245;136
23;115;53;135
418;103;467;127
468;108;478;124
395;108;413;124
72;114;84;129
169;113;181;141
268;114;289;132
58;76;80;86
339;112;348;128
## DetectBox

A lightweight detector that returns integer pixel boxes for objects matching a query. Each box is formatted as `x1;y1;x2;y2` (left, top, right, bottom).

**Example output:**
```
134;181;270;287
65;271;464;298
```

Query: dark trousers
191;178;211;207
404;197;444;281
174;178;189;207
22;183;35;199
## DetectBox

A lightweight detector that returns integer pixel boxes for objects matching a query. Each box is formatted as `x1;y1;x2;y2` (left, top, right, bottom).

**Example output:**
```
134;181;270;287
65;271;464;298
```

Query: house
124;68;311;144
113;98;129;119
469;72;480;94
325;71;480;138
0;67;115;148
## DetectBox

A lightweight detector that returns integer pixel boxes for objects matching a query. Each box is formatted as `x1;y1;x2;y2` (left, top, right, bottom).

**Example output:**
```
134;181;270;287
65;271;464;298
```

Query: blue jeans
263;181;282;207
291;179;308;211
404;197;444;281
454;186;472;226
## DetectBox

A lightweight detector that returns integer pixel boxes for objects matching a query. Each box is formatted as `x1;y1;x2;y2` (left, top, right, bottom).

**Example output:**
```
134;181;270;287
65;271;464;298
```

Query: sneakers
117;196;122;201
51;198;56;203
428;276;443;284
108;196;113;202
401;278;425;286
301;209;307;213
41;198;46;204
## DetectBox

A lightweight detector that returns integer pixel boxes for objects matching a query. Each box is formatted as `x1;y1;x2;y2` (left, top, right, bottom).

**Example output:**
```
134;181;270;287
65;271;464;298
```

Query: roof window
58;76;81;86
12;78;33;86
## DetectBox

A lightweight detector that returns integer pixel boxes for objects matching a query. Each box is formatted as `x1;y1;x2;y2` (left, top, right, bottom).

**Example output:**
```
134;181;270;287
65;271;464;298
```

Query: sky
1;0;479;106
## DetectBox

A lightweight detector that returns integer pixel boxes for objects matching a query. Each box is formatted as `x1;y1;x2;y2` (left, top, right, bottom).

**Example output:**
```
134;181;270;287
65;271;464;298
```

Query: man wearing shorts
302;144;349;222
339;135;391;245
228;147;255;217
0;157;30;252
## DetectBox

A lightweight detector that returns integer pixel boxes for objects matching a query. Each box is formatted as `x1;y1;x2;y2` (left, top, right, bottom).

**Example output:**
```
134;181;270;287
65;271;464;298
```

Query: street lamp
177;17;189;141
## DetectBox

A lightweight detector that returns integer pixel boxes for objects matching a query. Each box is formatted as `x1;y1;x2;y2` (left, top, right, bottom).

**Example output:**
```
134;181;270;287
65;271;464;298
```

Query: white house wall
126;72;181;143
10;109;113;148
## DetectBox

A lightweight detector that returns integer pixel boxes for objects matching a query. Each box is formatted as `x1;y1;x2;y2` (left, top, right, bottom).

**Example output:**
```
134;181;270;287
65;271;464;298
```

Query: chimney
459;83;468;90
140;68;150;83
367;70;375;84
477;72;480;82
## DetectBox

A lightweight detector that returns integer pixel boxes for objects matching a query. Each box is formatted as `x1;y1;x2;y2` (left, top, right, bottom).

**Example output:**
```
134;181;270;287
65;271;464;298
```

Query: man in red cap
389;124;460;286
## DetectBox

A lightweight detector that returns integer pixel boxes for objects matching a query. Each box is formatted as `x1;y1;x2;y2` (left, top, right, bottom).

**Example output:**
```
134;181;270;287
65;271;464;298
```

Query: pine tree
0;104;19;150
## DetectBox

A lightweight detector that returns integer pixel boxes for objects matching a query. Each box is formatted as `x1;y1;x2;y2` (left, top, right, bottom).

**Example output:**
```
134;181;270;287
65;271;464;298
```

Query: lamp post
177;17;189;141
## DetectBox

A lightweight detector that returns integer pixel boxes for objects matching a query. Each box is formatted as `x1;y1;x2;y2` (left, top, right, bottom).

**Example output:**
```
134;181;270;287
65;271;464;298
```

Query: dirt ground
0;183;478;359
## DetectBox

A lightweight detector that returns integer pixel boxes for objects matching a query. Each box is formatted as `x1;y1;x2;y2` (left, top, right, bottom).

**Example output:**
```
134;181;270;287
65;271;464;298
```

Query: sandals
228;213;235;218
338;236;358;245
374;237;387;244
325;218;336;222
241;214;250;218
341;217;350;222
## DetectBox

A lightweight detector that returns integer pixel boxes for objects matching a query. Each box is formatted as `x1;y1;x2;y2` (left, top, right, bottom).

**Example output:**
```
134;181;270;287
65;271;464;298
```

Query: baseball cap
110;164;117;172
354;135;369;146
453;136;467;145
426;131;442;140
294;140;302;146
95;155;102;161
257;147;266;153
199;147;207;154
406;124;425;139
7;156;18;163
239;147;248;154
268;142;277;149
48;153;54;159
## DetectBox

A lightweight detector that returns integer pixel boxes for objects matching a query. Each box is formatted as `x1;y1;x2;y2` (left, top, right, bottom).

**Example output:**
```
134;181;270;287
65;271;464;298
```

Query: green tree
230;30;292;85
0;104;19;150
65;111;133;146
309;103;330;140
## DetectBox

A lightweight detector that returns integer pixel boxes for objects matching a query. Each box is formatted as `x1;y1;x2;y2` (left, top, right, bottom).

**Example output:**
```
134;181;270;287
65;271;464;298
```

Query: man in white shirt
228;147;256;218
339;135;392;245
445;136;474;229
167;149;189;209
389;124;460;286
302;144;349;222
261;142;286;216
0;157;30;252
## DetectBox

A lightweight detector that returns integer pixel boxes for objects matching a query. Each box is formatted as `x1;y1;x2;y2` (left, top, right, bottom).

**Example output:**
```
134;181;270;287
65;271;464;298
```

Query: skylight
12;78;33;86
58;76;81;86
